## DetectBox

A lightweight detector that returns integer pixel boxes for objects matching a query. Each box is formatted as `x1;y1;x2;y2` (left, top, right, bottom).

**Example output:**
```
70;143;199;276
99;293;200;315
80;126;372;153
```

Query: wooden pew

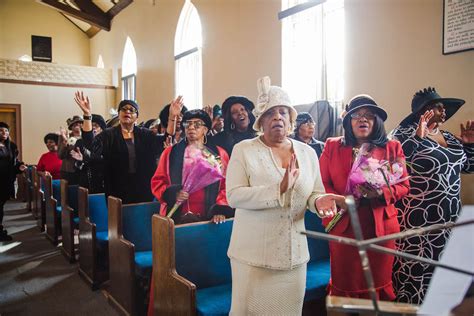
31;166;39;218
107;196;160;316
31;167;47;232
150;211;330;315
60;179;80;263
16;172;27;202
24;166;34;212
45;178;61;245
78;187;108;290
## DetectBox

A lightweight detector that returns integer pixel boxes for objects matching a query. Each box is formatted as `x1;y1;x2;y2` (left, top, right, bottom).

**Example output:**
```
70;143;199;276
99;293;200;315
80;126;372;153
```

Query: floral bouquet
167;145;224;218
325;143;409;233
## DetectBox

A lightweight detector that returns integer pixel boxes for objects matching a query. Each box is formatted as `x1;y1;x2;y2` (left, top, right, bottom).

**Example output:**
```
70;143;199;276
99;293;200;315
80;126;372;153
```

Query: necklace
427;127;440;136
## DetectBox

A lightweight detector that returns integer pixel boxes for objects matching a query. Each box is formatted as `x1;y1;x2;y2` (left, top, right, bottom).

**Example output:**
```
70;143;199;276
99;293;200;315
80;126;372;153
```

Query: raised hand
459;120;474;144
74;91;91;115
315;193;347;217
416;110;435;138
203;105;214;121
70;147;83;161
59;126;68;143
280;154;299;194
169;95;184;118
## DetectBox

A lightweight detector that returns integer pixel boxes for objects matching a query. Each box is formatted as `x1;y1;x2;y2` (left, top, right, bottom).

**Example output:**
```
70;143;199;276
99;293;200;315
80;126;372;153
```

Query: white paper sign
443;0;474;54
419;205;474;315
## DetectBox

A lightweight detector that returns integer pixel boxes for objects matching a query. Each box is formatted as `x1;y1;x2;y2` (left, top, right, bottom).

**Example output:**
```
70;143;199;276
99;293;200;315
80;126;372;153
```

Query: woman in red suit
319;95;409;300
151;109;233;224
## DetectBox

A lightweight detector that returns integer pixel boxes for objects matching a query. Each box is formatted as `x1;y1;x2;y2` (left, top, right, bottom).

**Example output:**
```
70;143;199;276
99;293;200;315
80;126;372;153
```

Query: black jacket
0;140;23;200
85;126;165;204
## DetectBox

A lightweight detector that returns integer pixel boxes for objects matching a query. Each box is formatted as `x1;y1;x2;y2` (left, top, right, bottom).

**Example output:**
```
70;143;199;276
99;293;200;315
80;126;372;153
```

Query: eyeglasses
183;120;206;129
350;112;376;120
301;122;315;128
120;106;138;114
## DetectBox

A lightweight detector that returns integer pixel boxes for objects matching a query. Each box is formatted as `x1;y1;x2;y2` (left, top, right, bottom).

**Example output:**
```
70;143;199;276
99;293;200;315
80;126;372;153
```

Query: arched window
174;0;203;110
121;37;137;101
280;0;344;105
97;54;104;69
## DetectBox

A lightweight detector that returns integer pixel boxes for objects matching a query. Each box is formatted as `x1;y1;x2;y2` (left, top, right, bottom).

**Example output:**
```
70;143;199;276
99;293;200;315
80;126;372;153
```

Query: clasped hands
280;155;346;218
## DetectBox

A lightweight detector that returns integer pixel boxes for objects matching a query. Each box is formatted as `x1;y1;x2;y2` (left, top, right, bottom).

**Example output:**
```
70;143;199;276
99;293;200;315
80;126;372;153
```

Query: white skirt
230;259;306;316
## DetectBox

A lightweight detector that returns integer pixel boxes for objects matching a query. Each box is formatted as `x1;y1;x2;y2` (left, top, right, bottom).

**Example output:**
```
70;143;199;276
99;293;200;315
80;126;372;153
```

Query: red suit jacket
151;144;229;218
319;137;410;237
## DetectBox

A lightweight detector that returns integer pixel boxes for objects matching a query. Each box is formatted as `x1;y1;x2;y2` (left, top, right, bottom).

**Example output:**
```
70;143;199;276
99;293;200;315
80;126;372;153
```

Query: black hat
106;115;120;128
92;114;106;131
66;115;84;130
221;96;254;117
118;100;140;116
144;118;159;129
181;109;212;132
213;105;222;118
44;133;59;144
399;87;465;126
342;95;388;126
159;103;188;128
0;122;9;130
294;112;315;134
221;96;255;133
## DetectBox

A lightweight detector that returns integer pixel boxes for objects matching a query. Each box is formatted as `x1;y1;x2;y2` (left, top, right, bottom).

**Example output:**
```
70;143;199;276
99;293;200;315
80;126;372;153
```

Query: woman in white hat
226;77;345;315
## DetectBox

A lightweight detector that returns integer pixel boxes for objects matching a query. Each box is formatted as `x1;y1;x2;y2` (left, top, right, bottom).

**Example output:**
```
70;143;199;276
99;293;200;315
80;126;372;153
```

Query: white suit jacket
226;137;325;270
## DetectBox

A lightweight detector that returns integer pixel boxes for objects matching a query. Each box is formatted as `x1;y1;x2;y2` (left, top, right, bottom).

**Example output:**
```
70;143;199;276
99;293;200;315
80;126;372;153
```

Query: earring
230;123;235;130
203;134;208;144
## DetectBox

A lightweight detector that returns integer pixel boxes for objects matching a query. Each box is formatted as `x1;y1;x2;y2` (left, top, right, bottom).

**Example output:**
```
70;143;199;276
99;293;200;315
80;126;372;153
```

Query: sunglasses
350;112;376;120
301;121;315;128
120;106;138;114
183;120;206;129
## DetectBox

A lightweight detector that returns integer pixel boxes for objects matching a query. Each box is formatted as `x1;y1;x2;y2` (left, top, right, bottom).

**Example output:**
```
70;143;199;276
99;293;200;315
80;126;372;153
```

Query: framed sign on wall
32;35;52;62
443;0;474;55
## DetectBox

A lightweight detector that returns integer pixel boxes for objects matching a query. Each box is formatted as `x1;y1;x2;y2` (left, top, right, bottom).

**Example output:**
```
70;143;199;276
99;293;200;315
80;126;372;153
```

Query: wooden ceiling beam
72;0;104;17
107;0;133;18
38;0;111;31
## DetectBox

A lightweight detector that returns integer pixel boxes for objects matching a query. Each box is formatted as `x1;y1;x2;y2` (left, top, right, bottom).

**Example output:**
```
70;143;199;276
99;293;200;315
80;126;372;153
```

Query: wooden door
0;104;22;160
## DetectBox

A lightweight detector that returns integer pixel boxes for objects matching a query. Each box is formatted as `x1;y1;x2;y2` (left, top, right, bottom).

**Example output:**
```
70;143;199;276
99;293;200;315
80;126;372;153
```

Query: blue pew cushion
196;283;232;316
304;260;330;302
55;206;62;213
135;250;153;277
73;216;79;225
88;194;107;232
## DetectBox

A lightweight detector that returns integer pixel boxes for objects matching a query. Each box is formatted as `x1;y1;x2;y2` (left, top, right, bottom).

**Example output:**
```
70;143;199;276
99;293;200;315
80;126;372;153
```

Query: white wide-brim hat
252;76;297;132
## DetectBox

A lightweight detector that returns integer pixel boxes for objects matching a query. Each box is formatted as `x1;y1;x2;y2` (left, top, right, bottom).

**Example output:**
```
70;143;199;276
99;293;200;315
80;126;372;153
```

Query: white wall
0;82;113;163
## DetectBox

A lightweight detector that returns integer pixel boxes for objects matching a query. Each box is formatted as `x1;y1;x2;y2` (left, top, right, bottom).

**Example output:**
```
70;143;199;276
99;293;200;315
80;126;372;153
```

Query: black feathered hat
399;87;465;127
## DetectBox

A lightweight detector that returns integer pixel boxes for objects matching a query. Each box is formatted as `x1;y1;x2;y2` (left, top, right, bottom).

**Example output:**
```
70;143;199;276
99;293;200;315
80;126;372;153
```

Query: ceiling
38;0;133;38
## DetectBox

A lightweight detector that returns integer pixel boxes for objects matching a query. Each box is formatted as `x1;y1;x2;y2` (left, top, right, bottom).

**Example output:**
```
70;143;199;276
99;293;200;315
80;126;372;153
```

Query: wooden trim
107;0;133;18
39;0;111;31
0;103;22;161
0;78;115;90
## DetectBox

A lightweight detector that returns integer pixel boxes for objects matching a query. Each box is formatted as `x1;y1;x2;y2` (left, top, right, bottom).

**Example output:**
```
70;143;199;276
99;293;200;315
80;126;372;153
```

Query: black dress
210;130;256;156
291;135;325;158
0;140;22;226
85;126;165;204
391;123;474;304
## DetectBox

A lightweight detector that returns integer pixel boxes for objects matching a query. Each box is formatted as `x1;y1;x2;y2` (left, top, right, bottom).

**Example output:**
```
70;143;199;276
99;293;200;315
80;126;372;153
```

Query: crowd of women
1;77;472;314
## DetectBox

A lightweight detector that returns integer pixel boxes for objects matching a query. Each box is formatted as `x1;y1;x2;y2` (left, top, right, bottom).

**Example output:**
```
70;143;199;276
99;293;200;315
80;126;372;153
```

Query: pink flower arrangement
325;143;408;233
167;145;224;218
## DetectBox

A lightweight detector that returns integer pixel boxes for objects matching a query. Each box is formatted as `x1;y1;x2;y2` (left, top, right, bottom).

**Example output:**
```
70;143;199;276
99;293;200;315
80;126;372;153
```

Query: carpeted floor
0;201;119;316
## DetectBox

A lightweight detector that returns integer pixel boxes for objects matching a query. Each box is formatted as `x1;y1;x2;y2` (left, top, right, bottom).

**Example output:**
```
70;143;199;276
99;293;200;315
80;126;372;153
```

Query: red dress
319;137;409;300
37;151;62;179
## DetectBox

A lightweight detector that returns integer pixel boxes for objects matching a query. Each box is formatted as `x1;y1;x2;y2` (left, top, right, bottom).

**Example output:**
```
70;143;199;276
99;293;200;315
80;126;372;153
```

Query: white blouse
226;137;325;270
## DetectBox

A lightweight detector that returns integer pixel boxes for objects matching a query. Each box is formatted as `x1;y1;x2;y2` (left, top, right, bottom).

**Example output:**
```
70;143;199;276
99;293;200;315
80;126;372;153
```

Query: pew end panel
151;215;196;316
60;180;79;263
45;179;61;245
107;197;160;316
78;187;109;290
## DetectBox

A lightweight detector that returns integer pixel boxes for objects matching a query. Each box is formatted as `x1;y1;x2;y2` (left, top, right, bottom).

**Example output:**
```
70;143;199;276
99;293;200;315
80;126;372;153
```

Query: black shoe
0;231;12;242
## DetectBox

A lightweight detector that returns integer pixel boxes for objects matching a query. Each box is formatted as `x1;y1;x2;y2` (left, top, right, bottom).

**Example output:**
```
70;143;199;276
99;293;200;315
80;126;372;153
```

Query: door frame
0;103;22;160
